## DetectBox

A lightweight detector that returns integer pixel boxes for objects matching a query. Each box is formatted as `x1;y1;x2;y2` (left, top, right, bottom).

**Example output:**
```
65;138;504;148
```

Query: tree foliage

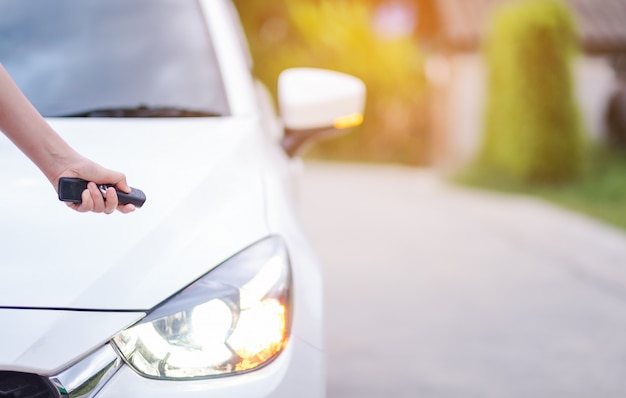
479;0;585;182
232;0;429;165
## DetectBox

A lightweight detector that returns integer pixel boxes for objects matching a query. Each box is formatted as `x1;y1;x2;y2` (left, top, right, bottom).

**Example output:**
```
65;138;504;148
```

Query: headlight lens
112;236;292;379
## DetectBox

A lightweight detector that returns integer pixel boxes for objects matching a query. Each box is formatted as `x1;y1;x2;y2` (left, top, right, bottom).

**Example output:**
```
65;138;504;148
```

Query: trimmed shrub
479;0;585;182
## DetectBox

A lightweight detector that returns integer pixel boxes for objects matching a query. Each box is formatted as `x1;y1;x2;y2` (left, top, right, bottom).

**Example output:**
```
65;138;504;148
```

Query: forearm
0;64;79;183
0;64;133;213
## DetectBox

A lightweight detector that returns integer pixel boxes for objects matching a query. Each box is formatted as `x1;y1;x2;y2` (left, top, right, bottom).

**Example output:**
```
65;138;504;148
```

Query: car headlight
112;236;292;379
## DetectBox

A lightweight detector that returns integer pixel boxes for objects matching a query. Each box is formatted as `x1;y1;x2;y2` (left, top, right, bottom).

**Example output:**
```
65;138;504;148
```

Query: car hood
0;117;270;310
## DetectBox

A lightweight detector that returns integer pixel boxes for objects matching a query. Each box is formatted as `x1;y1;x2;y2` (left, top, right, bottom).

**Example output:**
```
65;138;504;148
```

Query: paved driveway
297;161;626;398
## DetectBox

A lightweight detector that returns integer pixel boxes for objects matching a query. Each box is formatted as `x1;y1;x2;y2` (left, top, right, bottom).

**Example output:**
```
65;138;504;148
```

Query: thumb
110;172;131;194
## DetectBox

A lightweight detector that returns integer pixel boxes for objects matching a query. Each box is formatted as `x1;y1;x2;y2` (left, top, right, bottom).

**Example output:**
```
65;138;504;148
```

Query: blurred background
233;0;626;230
234;0;430;166
232;1;626;397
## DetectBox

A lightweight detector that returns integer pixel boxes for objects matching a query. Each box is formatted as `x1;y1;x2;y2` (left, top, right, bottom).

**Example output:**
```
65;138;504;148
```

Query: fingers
53;156;137;214
67;183;135;214
118;203;136;214
89;183;107;213
99;168;130;194
53;156;131;195
114;177;131;194
67;188;94;213
103;187;118;214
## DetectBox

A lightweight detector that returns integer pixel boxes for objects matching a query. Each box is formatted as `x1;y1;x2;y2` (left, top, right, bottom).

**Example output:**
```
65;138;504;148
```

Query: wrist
40;143;83;188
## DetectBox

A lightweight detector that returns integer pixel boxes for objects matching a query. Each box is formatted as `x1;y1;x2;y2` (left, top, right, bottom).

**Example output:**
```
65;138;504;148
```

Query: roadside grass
453;146;626;231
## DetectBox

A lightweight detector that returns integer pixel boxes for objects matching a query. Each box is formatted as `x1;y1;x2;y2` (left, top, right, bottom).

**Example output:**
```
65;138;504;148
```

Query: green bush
479;0;585;182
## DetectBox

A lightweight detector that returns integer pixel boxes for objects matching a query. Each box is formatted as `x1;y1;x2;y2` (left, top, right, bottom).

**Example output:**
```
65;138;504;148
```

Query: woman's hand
54;156;136;214
0;64;135;214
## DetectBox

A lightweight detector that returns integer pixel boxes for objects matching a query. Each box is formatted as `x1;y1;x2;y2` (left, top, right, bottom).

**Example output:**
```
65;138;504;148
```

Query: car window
0;0;229;117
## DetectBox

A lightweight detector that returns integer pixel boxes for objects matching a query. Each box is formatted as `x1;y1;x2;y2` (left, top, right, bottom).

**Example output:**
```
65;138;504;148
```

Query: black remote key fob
58;177;146;208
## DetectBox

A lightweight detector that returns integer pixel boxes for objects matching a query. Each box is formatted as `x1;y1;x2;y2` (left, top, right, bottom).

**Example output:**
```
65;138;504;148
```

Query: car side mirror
278;68;366;157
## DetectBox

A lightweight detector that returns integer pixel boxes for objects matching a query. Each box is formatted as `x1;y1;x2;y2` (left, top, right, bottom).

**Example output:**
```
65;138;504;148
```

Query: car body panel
200;0;257;117
0;309;144;374
0;118;270;310
97;336;324;398
0;0;327;396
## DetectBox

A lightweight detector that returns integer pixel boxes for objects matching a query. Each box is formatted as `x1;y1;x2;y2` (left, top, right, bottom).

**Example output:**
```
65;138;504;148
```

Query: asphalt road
297;161;626;398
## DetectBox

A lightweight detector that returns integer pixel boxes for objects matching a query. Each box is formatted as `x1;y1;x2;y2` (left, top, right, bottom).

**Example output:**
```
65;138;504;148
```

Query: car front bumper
93;335;324;398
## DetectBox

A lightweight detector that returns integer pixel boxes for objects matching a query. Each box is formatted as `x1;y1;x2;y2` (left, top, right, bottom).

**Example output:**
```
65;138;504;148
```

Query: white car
0;1;365;397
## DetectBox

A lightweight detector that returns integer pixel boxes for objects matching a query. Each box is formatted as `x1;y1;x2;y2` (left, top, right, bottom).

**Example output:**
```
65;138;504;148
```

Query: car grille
0;371;57;398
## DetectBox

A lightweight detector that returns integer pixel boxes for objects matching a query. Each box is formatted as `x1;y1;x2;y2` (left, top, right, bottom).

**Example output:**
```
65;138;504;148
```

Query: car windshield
0;0;229;117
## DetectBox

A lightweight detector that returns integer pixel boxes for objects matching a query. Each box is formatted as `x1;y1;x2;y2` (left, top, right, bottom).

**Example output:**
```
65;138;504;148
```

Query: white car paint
0;0;328;396
0;118;269;310
278;68;366;130
0;310;144;374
